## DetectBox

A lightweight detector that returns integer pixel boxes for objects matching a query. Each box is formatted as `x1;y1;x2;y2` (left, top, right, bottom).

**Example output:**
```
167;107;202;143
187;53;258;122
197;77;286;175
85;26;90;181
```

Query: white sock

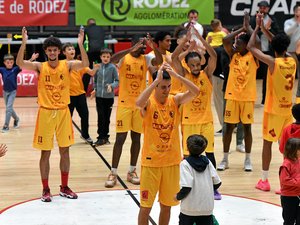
245;153;251;160
111;168;118;175
262;170;269;181
129;166;136;173
224;153;229;161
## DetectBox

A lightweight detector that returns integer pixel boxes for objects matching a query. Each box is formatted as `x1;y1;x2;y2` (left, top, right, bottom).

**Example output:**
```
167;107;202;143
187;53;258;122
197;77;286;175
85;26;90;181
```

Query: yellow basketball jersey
225;52;258;101
118;54;147;108
182;71;213;124
141;95;181;167
38;60;70;109
70;65;89;96
264;57;296;116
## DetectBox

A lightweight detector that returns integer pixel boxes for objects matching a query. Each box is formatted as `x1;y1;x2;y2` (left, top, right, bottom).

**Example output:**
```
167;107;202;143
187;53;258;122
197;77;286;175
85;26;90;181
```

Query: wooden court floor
0;79;298;210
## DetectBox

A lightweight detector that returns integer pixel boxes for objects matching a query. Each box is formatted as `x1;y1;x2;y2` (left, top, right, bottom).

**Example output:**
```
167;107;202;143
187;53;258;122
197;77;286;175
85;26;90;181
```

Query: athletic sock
129;166;136;173
42;179;49;190
245;153;251;159
111;168;118;175
262;170;269;181
61;171;69;187
224;152;229;161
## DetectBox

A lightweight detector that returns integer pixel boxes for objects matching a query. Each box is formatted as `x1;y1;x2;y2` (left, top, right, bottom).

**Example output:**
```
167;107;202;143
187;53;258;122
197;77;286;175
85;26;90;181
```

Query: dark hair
187;9;198;17
292;103;300;122
284;138;300;161
271;33;290;55
62;42;74;52
293;4;300;12
185;52;201;64
152;70;171;81
3;54;14;60
43;36;62;50
187;134;208;156
154;31;171;44
174;25;187;39
131;34;145;45
100;48;112;56
87;18;96;25
237;33;251;44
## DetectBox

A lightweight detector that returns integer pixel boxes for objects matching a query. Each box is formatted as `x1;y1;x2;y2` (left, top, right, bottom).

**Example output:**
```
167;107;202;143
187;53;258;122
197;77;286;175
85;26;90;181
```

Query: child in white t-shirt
175;134;221;225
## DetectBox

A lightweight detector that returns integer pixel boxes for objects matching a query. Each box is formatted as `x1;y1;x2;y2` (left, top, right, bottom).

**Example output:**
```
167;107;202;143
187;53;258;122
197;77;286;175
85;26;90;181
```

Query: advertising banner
0;0;69;26
75;0;214;26
219;0;300;30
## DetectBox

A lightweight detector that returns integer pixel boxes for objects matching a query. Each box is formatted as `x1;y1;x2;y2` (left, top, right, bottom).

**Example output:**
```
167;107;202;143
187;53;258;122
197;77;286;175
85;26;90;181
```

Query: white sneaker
217;159;229;171
236;144;245;153
244;158;252;171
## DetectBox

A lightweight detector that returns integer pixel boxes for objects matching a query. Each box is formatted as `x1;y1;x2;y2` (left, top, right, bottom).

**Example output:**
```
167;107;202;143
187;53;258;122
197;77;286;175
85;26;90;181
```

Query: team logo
169;111;174;118
130;81;140;90
141;190;148;200
159;133;170;143
101;0;130;22
153;111;158;119
52;92;61;101
60;74;64;80
269;129;276;137
192;98;201;107
38;136;43;144
236;75;245;85
247;113;252;119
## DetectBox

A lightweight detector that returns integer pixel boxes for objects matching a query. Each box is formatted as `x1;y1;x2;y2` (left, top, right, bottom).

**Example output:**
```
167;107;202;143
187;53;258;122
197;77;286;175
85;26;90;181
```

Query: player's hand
243;11;250;31
78;28;84;46
155;64;164;83
30;53;39;61
146;33;155;50
22;27;28;44
164;63;178;78
131;39;145;52
0;144;7;158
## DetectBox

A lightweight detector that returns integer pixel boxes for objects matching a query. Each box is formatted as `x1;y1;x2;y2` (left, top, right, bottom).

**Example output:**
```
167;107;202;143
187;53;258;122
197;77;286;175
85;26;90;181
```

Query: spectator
83;18;105;92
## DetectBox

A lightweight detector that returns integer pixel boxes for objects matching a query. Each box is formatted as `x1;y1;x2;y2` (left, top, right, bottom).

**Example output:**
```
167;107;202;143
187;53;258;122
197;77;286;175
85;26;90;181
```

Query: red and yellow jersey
118;54;147;108
70;64;89;96
264;57;296;116
182;71;213;124
38;60;70;109
141;95;181;167
225;52;258;101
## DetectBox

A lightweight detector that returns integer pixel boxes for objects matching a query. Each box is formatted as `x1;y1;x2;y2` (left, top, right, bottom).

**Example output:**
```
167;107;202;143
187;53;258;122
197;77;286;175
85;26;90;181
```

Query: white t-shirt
179;159;221;216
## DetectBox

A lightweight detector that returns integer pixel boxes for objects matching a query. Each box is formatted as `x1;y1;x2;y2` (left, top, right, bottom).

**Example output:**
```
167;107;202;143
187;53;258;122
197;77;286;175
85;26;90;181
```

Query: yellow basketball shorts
182;122;214;155
140;165;180;208
263;112;292;142
115;106;143;133
33;107;74;150
224;100;254;124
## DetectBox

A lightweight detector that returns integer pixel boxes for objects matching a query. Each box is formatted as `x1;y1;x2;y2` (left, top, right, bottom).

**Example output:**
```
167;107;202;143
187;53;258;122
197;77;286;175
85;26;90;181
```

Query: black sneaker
80;136;93;145
13;118;20;129
1;125;9;133
93;139;106;146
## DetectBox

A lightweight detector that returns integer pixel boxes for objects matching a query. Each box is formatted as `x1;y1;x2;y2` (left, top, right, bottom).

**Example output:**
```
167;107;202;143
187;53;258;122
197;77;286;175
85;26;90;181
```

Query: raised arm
136;64;164;116
69;28;89;71
247;25;274;72
260;13;274;42
16;27;41;72
165;64;200;106
193;26;217;79
111;39;144;64
146;33;163;66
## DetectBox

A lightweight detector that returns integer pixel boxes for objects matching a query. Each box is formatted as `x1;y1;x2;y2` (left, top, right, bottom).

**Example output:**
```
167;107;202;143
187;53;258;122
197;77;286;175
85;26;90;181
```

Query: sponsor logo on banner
219;0;300;29
75;0;214;26
0;0;69;26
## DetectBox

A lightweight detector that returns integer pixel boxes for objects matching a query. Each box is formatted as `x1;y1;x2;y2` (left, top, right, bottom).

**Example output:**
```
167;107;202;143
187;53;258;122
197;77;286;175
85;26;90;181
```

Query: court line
72;120;158;225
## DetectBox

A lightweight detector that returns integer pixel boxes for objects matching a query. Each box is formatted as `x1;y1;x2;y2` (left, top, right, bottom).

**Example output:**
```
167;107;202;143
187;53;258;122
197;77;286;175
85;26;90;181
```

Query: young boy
206;19;228;48
93;48;119;146
175;134;221;225
0;54;21;132
62;42;95;144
